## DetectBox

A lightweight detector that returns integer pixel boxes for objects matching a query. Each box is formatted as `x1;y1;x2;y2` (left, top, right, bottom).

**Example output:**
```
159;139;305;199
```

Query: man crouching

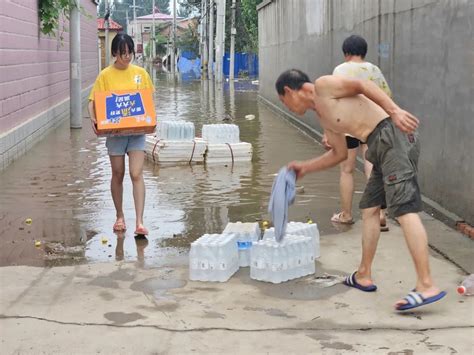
276;69;446;311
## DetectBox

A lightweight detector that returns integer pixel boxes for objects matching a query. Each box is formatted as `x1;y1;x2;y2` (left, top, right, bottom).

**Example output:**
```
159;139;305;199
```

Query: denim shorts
105;135;146;156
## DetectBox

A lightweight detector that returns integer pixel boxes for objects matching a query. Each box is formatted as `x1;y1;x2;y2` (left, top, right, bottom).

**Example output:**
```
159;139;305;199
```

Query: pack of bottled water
189;233;239;282
223;222;261;267
157;121;195;141
250;235;315;283
202;124;240;144
263;222;320;258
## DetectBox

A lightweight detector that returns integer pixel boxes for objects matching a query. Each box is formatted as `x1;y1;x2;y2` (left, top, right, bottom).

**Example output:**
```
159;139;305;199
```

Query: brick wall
0;0;99;133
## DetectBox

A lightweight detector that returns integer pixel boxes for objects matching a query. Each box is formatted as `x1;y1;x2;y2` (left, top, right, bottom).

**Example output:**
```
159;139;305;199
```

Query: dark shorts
359;118;422;218
345;136;362;149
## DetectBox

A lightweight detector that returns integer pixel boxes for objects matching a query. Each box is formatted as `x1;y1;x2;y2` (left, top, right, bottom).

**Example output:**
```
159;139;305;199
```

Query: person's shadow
114;232;148;267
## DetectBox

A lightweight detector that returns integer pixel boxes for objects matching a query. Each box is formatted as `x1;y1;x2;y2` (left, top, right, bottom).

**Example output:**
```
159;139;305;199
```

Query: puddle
0;71;367;267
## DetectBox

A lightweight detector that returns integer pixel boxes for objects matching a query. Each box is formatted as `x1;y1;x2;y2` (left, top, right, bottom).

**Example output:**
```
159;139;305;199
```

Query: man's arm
288;130;347;180
315;75;419;133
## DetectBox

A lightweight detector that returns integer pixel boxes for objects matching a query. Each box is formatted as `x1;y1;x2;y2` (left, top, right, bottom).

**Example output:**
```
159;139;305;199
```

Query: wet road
0;72;366;267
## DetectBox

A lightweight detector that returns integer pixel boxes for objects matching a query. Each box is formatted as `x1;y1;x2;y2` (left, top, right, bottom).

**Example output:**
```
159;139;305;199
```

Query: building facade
0;0;99;170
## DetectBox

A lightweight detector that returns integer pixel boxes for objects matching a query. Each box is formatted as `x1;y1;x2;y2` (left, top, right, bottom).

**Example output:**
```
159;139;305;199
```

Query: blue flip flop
343;271;377;292
396;291;447;311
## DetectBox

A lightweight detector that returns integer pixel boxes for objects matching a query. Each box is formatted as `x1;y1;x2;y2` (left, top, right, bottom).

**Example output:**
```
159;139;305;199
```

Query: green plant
39;0;92;44
38;0;75;38
154;33;169;56
177;24;199;56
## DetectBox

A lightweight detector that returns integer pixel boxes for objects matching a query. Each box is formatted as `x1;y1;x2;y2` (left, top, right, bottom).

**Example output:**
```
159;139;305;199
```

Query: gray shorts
359;118;422;217
106;135;146;156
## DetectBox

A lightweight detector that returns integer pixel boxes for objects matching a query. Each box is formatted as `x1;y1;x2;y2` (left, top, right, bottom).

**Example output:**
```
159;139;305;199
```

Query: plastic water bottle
457;274;474;295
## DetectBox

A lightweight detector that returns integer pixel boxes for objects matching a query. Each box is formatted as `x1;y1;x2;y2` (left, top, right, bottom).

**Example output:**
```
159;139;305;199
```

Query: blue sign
105;92;144;123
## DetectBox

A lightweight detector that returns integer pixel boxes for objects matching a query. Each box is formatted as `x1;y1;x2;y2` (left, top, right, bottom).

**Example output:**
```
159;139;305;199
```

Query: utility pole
133;0;137;53
171;0;177;74
202;2;208;78
215;0;226;82
200;0;207;78
151;0;155;62
229;0;236;81
70;0;81;128
207;0;214;77
105;0;110;66
125;8;129;34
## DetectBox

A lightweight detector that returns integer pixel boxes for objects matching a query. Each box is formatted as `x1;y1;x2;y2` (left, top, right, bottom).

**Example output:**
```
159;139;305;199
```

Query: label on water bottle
220;262;227;270
237;241;252;250
200;260;209;270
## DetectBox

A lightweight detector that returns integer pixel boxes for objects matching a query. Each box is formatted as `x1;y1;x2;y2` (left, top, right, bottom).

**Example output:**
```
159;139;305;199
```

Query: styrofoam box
145;137;206;165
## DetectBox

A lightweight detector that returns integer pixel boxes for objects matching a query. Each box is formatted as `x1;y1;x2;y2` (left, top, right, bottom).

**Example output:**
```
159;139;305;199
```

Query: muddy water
0;73;366;267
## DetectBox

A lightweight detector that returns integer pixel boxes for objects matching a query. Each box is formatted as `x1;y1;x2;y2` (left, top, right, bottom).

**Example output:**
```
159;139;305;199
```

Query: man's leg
110;155;126;228
338;148;358;221
395;213;441;307
355;206;382;286
128;150;146;231
361;143;388;229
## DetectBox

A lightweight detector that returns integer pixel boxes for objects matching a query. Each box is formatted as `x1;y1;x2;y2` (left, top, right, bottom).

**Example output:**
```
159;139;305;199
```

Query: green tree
239;0;262;53
175;0;262;54
177;3;192;18
155;0;170;14
177;24;200;55
179;0;201;14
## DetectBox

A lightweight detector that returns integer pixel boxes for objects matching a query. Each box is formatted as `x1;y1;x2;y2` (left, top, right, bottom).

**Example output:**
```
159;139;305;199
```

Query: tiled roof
97;18;123;30
137;12;183;20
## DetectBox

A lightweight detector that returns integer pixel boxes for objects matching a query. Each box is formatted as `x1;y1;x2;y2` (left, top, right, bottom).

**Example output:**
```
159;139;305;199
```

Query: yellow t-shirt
333;61;392;97
89;64;154;101
333;61;392;139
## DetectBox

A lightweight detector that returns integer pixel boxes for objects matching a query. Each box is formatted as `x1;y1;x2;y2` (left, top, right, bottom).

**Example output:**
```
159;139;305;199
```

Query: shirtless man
275;69;446;311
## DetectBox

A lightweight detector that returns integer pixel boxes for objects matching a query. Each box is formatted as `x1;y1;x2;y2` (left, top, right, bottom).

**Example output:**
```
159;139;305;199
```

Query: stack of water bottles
223;222;261;267
250;235;315;284
145;121;207;165
202;124;253;164
189;233;240;282
157;121;196;141
263;222;320;258
188;220;319;283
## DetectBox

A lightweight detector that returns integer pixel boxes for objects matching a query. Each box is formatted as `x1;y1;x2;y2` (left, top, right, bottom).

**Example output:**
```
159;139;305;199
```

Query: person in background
325;35;391;231
88;33;154;236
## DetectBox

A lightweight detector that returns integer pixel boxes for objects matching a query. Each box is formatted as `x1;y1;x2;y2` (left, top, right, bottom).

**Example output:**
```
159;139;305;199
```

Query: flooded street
0;72;366;267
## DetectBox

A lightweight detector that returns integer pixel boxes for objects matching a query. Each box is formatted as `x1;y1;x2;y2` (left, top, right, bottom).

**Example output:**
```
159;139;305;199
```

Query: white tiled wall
0;88;91;171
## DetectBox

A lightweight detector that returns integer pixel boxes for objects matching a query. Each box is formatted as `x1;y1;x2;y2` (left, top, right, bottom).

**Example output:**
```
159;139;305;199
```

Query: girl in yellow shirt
88;33;154;236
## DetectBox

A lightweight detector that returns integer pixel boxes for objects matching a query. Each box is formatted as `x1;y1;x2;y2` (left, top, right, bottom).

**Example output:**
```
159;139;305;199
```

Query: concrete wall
0;0;99;170
257;0;474;225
